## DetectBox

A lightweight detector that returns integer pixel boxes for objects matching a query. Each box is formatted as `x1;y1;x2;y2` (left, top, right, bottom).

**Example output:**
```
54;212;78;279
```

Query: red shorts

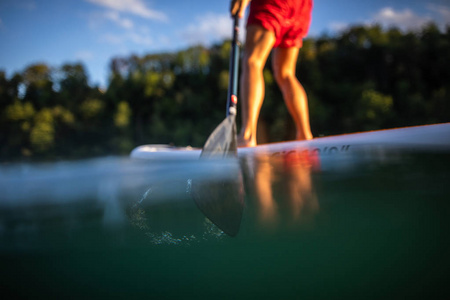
247;0;313;48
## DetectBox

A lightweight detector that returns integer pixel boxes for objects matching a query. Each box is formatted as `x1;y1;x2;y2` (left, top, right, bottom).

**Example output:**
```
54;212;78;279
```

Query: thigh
271;47;300;78
244;25;276;64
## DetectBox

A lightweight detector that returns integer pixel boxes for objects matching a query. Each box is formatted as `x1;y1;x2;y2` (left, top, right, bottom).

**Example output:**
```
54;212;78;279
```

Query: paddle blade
200;114;238;158
192;13;243;235
192;165;245;237
192;114;244;236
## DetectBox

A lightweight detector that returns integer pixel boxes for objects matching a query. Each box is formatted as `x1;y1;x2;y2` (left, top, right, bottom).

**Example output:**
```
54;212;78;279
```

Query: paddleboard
130;123;450;160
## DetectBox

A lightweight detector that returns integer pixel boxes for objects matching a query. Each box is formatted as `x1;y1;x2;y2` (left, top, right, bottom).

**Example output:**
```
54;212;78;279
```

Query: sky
1;0;449;88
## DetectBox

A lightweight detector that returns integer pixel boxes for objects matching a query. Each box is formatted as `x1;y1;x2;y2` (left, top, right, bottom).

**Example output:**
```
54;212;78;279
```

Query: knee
244;53;265;72
272;68;293;86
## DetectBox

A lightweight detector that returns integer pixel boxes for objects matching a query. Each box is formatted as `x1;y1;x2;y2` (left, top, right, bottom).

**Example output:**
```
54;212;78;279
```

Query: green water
1;151;449;299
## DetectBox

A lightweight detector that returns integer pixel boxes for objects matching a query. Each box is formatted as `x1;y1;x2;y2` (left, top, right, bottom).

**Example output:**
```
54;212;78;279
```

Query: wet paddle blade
191;14;244;236
200;114;238;158
192;114;244;236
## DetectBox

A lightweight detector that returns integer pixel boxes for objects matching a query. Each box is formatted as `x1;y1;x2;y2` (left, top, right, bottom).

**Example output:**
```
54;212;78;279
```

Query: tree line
1;23;449;161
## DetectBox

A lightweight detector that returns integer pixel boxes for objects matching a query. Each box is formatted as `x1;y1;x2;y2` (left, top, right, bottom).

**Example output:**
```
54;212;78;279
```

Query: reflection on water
1;148;450;298
243;150;320;231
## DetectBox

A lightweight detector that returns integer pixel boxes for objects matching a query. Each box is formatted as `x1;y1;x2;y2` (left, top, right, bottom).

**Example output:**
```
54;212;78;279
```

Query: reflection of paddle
192;14;244;236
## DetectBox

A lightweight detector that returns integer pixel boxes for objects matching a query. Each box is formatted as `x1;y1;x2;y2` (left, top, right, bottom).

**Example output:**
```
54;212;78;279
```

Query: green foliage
53;105;75;125
356;89;393;130
30;118;54;152
0;23;449;161
218;70;229;90
4;100;35;121
114;101;131;128
80;98;104;119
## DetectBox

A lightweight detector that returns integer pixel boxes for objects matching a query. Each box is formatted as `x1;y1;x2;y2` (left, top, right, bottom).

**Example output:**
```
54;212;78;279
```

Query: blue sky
1;0;449;88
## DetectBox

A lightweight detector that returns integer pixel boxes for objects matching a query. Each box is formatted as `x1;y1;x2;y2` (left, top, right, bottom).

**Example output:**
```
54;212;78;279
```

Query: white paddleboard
130;123;450;160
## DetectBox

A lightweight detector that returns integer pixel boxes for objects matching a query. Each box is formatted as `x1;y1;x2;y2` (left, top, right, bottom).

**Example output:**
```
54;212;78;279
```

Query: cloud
370;7;430;31
104;11;134;29
427;4;450;20
426;4;450;29
127;31;152;45
85;1;157;47
328;21;349;33
12;1;37;11
85;0;167;22
101;31;153;46
101;33;124;44
181;13;240;46
75;50;95;61
327;5;450;34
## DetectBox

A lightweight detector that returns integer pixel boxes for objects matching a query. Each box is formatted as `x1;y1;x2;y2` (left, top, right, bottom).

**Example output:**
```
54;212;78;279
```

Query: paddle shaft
226;15;240;117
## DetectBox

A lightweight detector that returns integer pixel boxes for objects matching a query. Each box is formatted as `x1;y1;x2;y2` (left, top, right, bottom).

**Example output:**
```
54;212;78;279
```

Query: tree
1;22;449;161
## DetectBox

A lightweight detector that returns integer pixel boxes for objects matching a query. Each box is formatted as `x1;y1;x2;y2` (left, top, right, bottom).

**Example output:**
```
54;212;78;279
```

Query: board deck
130;123;450;160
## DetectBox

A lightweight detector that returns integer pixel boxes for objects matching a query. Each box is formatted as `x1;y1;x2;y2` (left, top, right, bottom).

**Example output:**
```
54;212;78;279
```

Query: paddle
199;15;240;159
191;14;245;236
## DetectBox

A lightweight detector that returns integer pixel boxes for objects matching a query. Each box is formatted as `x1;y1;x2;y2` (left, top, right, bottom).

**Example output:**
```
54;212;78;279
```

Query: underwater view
1;147;449;299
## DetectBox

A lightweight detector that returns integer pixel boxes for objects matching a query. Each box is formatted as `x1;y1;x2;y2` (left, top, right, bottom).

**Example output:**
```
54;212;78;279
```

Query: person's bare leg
272;47;313;140
238;25;276;147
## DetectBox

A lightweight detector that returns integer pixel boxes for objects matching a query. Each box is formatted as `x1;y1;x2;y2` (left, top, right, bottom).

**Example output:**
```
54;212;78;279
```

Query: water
1;149;449;299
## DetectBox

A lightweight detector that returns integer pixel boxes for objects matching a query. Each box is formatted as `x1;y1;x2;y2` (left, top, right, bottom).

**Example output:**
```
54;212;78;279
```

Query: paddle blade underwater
191;161;244;237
